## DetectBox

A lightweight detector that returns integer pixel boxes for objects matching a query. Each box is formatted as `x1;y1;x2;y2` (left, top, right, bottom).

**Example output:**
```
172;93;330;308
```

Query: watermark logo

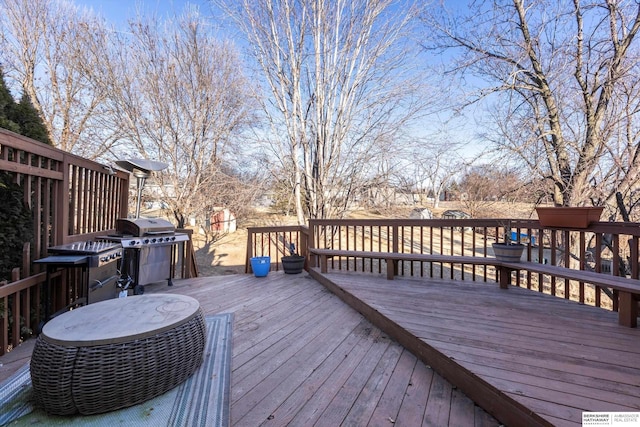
583;412;640;426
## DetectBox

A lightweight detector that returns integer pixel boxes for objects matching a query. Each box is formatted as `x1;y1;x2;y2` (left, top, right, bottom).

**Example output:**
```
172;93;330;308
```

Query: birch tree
216;0;426;222
423;0;640;215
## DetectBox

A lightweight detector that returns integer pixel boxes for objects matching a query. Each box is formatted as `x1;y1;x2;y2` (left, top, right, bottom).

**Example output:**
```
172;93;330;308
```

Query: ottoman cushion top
41;294;200;346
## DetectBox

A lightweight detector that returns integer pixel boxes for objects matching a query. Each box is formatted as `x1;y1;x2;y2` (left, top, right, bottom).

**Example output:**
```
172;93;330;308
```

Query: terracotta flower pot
535;207;604;229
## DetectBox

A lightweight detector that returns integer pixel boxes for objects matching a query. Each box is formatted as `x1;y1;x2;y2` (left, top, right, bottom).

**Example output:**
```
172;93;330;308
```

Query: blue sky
75;0;214;25
75;1;470;27
72;0;484;160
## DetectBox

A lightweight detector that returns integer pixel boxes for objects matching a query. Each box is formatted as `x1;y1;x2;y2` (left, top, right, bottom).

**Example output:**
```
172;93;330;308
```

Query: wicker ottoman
30;294;206;415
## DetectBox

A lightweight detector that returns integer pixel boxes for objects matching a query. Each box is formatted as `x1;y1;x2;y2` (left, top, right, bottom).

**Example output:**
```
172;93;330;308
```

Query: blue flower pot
250;256;271;277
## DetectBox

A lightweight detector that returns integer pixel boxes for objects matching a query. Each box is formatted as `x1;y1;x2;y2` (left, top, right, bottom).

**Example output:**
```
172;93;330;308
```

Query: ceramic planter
535;207;604;229
250;256;271;277
281;255;305;274
491;243;525;263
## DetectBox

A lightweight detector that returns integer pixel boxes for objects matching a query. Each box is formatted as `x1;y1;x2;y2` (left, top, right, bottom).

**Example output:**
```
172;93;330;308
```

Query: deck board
261;320;381;426
425;373;455;426
142;272;499;426
395;357;433;426
367;348;416;426
158;272;499;427
6;266;638;426
310;269;640;426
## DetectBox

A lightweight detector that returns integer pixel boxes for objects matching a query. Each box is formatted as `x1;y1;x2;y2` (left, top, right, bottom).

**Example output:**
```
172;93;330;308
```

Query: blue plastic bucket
250;256;271;277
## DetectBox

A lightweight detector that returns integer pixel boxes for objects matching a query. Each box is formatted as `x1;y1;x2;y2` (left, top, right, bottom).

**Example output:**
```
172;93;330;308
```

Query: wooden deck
152;273;499;426
309;268;640;426
0;272;498;426
2;269;639;426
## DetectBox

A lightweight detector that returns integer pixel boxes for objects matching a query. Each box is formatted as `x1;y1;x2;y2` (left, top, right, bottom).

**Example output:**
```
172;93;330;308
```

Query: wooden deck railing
247;218;640;314
0;128;198;356
245;225;309;273
0;129;131;355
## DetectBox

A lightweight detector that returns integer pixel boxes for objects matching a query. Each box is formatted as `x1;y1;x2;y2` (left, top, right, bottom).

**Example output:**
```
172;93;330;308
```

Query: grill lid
116;218;175;236
48;241;121;255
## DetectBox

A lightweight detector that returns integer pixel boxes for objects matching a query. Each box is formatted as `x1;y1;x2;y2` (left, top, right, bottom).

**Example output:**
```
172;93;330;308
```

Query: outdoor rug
0;313;233;427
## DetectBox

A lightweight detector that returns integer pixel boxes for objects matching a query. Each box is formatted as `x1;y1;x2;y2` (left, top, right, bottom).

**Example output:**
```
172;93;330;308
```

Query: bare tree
457;164;500;217
402;138;466;209
216;0;427;222
422;0;640;214
0;0;121;159
457;164;529;217
107;8;256;227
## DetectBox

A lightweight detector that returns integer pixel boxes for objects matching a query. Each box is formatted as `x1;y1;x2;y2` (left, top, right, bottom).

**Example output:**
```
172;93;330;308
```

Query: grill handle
90;274;119;290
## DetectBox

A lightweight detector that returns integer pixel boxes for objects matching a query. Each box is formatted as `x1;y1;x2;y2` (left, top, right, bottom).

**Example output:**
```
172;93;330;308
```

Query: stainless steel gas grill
48;241;123;268
34;240;123;323
102;218;189;293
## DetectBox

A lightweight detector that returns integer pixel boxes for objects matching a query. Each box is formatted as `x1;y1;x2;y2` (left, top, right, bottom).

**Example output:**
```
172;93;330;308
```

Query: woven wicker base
30;308;206;415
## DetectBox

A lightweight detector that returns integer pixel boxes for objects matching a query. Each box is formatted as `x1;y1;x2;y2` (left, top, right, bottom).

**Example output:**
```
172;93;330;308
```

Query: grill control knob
144;239;149;244
129;241;136;246
151;238;157;243
170;236;176;241
157;237;164;243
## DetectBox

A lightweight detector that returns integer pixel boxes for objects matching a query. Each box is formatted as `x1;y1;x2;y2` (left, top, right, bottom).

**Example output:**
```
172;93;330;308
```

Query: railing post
308;220;321;268
594;233;603;307
498;265;512;289
303;223;312;268
245;228;254;273
10;275;19;349
618;291;638;328
630;237;639;279
59;154;70;244
176;229;197;278
613;235;621;312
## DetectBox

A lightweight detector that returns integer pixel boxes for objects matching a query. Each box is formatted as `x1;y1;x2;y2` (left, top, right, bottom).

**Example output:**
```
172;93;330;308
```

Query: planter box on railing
535;207;604;228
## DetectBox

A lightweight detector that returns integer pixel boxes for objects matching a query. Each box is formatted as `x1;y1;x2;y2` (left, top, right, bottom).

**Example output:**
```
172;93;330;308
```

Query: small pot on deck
282;243;305;274
250;256;271;277
281;255;305;274
491;243;525;263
